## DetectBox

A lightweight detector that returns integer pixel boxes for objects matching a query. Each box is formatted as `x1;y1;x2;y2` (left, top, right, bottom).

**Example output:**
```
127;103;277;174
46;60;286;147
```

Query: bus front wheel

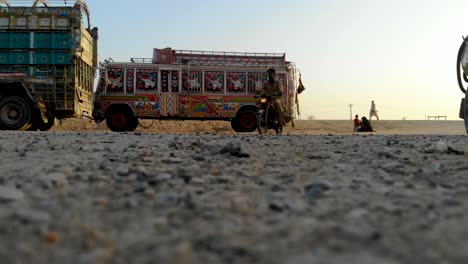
233;109;257;133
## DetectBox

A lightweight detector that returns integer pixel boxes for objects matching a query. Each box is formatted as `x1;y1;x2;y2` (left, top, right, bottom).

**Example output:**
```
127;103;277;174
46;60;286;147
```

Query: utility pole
349;104;353;120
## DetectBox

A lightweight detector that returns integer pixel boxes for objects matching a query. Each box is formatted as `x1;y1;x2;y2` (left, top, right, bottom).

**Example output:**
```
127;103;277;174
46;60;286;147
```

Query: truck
0;0;98;131
456;37;468;135
93;48;301;132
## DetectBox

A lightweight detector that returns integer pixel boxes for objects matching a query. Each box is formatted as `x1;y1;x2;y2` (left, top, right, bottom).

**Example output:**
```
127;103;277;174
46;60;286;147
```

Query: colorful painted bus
93;48;300;132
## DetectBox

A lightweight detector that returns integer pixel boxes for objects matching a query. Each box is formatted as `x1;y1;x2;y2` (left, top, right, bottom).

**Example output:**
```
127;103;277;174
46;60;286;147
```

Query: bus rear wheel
0;96;32;131
233;109;257;133
106;107;138;132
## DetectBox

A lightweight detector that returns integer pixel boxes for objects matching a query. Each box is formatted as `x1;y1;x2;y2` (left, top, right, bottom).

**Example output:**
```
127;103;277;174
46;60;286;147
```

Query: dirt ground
52;118;468;135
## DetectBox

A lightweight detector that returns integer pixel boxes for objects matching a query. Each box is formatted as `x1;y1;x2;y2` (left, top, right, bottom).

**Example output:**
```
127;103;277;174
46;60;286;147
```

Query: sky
82;0;468;120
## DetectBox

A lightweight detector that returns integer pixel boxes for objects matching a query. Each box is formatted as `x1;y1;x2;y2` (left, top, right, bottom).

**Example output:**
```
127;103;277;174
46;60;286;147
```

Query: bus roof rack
152;48;287;67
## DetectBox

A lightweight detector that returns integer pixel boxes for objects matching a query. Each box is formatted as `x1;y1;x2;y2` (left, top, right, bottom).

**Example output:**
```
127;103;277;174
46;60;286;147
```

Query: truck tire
234;109;257;132
0;96;32;131
106;107;138;132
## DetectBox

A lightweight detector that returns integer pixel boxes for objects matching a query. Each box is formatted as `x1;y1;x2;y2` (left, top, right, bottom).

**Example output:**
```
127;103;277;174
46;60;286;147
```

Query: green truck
0;0;97;130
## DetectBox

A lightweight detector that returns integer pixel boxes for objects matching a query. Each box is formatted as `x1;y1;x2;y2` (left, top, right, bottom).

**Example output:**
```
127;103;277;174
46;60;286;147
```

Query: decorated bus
93;48;300;132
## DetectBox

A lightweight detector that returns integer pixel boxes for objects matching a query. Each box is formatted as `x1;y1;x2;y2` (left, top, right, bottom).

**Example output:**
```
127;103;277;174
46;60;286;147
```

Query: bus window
136;69;157;92
126;69;135;94
161;70;180;93
227;72;246;93
182;71;202;92
204;71;224;93
107;68;124;93
248;72;267;93
171;71;179;93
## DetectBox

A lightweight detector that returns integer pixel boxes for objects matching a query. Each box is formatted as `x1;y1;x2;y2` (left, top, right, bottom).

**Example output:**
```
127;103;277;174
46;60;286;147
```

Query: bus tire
235;109;257;132
230;118;242;132
106;106;138;132
0;96;32;131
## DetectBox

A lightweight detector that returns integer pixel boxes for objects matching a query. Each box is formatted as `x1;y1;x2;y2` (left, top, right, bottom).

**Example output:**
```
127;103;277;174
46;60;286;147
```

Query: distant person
369;100;380;120
353;114;361;132
358;116;374;132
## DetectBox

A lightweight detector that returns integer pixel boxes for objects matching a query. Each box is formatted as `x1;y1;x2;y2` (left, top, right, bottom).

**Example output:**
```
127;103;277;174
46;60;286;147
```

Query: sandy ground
52;119;468;135
0;119;467;263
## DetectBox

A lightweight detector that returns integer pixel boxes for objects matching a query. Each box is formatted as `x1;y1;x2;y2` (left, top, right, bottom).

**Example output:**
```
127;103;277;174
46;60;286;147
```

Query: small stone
191;178;207;187
44;231;59;244
156;173;172;181
15;209;51;223
269;202;285;213
434;140;448;153
193;155;205;161
145;189;156;199
306;153;331;160
346;208;369;220
0;186;25;202
220;140;250;158
162;157;184;164
177;168;192;184
39;173;68;189
304;182;331;202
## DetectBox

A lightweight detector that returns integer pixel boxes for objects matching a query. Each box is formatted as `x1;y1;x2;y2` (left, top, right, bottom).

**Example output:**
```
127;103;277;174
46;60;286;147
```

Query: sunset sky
26;0;468;120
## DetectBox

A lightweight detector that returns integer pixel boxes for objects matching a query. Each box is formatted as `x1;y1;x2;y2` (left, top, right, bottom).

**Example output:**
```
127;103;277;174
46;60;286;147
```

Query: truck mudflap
92;102;105;123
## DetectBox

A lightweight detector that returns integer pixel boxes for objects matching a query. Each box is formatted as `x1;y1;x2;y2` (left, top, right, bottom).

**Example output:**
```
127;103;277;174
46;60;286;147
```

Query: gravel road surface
0;131;467;264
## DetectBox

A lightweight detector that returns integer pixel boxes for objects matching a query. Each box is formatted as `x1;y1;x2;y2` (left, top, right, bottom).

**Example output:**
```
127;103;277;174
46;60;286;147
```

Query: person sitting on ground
353;114;361;132
358;116;375;132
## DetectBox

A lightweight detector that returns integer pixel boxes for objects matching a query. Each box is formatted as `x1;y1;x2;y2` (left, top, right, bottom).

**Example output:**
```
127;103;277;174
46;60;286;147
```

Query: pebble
220;140;250;158
0;186;25;202
38;172;68;189
304;182;331;202
14;209;51;223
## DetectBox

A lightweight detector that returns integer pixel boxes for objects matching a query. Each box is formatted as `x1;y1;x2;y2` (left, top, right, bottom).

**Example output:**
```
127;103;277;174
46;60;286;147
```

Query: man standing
261;68;284;125
353;114;361;132
369;100;380;120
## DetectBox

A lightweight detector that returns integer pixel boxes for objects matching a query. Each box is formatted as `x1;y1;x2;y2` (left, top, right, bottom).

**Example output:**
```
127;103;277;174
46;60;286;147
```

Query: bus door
133;68;161;118
159;68;181;117
180;70;203;117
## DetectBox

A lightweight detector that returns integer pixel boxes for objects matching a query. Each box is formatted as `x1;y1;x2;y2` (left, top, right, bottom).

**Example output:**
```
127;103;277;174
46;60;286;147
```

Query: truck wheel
236;109;257;132
0;96;32;131
106;107;138;132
